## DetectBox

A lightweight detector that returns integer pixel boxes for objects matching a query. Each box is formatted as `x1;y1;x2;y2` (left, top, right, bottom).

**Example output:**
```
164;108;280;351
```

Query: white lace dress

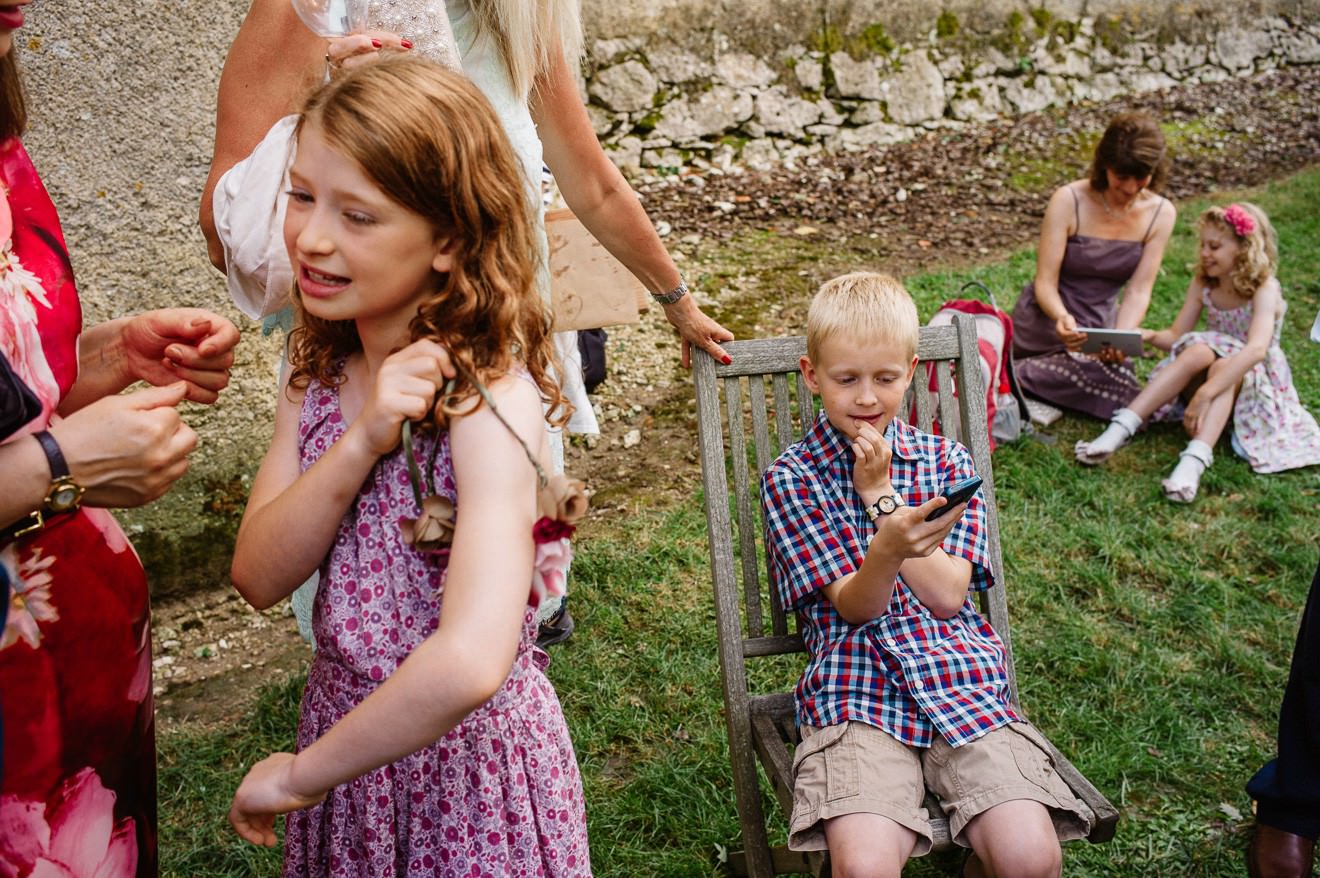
370;0;599;440
290;0;595;637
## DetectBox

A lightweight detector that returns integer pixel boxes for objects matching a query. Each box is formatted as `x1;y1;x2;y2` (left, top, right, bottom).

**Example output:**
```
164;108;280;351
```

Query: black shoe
536;602;575;648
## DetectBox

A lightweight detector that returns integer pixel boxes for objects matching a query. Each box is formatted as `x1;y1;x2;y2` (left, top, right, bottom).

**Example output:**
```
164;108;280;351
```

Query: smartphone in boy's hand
925;475;983;521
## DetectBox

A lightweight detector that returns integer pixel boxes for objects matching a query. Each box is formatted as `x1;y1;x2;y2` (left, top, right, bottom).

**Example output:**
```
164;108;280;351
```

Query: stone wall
15;0;1320;594
580;7;1320;177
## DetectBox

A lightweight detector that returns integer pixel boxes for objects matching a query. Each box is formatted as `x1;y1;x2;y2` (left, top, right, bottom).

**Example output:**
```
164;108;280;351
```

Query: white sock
1075;408;1142;464
1162;440;1213;503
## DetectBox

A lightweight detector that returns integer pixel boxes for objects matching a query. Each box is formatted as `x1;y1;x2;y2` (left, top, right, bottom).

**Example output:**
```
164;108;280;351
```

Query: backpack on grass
922;281;1031;450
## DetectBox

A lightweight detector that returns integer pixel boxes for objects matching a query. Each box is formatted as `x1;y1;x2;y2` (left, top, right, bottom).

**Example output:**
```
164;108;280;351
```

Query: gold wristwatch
2;430;84;542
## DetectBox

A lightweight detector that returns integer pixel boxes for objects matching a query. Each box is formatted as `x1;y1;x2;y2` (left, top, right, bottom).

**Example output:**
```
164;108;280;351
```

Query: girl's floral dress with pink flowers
286;377;590;878
1151;288;1320;474
0;139;155;877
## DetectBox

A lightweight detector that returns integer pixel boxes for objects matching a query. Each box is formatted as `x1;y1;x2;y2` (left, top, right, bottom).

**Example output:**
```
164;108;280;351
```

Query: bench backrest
692;317;1019;875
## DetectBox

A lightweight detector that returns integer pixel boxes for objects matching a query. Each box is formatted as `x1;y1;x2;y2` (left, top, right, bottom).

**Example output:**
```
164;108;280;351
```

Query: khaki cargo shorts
788;720;1095;855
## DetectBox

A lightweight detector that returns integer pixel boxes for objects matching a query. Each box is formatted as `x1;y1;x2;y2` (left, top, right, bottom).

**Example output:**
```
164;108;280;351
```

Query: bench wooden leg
726;845;827;876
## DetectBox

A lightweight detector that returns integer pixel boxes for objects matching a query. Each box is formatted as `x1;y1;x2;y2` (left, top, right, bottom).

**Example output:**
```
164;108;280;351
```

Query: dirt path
151;63;1320;733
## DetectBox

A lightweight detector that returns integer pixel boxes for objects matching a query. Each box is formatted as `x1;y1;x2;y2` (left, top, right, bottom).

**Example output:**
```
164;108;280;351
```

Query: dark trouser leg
1248;553;1320;840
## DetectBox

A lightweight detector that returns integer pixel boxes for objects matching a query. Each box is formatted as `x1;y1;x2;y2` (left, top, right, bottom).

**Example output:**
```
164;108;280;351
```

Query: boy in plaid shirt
761;273;1093;877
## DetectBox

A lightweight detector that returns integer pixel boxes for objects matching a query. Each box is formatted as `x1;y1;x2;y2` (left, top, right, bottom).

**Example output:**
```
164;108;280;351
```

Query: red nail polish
371;38;382;48
721;355;732;365
400;39;413;49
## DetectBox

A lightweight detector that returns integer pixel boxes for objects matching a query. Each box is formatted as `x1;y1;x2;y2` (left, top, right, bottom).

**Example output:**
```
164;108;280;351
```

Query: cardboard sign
546;208;650;331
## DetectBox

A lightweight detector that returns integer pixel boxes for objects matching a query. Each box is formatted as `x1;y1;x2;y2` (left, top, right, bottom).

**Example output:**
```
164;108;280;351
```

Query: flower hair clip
398;363;588;608
1222;203;1255;238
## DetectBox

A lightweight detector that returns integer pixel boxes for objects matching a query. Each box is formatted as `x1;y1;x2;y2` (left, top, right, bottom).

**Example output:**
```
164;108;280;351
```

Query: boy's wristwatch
864;494;905;522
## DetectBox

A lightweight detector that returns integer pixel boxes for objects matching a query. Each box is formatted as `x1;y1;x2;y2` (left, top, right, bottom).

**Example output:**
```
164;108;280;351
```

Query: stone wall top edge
581;0;1320;56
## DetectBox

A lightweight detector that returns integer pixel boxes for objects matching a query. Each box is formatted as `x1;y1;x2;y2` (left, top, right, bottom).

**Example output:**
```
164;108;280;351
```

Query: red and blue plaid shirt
761;412;1020;748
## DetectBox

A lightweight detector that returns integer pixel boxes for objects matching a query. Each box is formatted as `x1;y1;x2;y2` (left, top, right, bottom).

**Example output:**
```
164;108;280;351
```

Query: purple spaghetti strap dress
283;377;591;878
1012;189;1165;420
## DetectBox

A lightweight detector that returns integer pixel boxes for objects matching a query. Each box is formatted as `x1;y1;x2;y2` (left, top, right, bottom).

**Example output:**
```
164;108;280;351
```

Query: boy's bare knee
825;813;915;878
828;854;905;878
981;839;1061;878
965;800;1061;878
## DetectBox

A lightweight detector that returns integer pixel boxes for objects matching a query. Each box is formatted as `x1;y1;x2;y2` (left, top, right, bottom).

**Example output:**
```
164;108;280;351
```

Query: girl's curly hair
1199;201;1278;299
285;57;567;429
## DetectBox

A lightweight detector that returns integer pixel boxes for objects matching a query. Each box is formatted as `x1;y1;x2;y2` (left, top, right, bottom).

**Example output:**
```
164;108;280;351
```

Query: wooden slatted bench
692;316;1119;877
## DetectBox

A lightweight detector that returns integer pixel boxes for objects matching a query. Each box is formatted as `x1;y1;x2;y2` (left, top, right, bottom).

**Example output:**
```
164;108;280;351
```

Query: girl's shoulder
1252;275;1284;314
449;370;542;435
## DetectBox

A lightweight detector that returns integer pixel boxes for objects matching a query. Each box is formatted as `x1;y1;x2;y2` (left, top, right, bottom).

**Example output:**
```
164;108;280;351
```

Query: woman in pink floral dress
0;4;240;874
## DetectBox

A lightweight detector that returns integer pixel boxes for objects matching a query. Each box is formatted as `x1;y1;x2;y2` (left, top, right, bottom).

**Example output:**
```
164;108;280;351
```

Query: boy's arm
896;552;972;616
838;420;974;621
823;506;967;622
762;464;857;616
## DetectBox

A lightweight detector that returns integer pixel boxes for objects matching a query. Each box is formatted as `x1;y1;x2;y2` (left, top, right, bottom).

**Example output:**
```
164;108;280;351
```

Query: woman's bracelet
650;278;688;305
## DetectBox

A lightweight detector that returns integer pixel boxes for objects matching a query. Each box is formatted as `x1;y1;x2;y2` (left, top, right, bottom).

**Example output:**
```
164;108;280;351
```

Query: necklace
1095;189;1136;218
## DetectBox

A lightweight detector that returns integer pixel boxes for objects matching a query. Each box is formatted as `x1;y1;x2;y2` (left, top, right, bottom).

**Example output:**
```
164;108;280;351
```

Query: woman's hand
229;752;326;847
1092;345;1128;365
324;30;410;77
349;340;454;457
121;309;240;404
49;382;199;508
662;295;735;367
1054;312;1087;351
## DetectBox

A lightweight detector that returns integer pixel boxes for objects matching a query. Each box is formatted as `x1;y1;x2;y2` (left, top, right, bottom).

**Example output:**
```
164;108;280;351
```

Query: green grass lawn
159;167;1320;876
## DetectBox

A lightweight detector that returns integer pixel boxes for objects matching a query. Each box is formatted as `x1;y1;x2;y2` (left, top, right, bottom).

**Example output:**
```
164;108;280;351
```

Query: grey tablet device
1079;327;1143;356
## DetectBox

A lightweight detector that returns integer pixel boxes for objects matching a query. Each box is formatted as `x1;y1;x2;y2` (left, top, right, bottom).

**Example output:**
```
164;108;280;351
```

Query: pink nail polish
371;38;382;48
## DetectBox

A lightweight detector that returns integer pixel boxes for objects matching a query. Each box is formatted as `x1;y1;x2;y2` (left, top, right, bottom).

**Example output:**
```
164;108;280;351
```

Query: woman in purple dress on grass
1012;112;1177;420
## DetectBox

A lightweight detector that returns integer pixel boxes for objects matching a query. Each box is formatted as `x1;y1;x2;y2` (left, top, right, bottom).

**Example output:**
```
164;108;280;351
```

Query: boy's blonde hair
1198;202;1278;299
806;272;920;363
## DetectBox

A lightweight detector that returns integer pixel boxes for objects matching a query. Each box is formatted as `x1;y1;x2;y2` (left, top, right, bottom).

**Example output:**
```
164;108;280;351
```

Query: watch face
47;479;83;513
877;495;898;514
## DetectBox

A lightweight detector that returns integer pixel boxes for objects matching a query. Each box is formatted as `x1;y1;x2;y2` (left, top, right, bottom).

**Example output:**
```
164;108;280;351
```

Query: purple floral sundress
283;377;591;877
1151;287;1320;474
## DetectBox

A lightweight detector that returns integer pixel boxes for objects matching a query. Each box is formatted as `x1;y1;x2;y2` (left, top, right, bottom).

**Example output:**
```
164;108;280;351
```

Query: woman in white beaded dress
200;0;732;645
201;0;731;369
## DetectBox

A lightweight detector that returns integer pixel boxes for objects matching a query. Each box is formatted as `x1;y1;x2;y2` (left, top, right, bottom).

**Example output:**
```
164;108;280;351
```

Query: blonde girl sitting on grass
1075;202;1320;501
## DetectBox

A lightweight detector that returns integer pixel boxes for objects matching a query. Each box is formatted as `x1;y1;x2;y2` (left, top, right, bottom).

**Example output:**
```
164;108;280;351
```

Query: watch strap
33;430;69;479
864;493;904;522
650;278;689;305
1;432;78;544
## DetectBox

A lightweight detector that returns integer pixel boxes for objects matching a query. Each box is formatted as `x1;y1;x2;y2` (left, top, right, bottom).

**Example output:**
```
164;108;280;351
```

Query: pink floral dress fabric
0;139;154;876
284;378;591;878
1152;287;1320;473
